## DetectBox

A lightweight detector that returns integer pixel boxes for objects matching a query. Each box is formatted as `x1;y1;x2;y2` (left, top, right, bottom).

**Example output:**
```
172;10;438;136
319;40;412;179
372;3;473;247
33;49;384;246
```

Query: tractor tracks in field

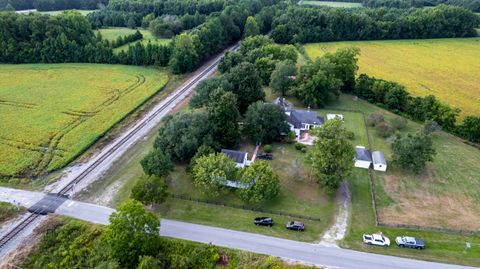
1;74;150;178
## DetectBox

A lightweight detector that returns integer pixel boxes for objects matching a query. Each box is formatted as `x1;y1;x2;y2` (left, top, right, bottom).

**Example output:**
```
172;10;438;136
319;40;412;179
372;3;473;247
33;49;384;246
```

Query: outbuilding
372;151;387;172
355;146;372;169
326;114;344;121
221;149;249;168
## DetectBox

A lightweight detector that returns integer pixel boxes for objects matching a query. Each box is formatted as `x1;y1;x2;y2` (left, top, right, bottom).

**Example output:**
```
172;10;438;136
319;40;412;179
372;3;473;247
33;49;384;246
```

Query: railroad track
0;44;238;252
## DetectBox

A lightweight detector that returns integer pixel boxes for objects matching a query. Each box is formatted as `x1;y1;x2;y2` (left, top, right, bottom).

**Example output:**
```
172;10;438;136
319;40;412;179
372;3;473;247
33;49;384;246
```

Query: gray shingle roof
372;151;386;165
287;109;324;128
221;149;246;164
355;147;372;162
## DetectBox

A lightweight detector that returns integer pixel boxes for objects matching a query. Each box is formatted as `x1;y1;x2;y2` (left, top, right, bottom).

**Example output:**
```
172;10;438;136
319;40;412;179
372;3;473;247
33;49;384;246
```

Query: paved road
0;47;233;256
0;188;476;269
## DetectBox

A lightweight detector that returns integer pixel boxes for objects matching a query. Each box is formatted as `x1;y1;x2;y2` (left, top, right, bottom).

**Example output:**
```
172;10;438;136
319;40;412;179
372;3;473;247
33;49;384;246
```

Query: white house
273;97;324;138
372;151;387;172
326;114;344;121
355;146;372;169
221;149;249;168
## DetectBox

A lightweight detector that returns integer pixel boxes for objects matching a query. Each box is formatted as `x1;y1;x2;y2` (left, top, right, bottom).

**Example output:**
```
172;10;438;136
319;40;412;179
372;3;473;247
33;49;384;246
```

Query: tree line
271;5;479;44
110;29;142;48
362;0;480;12
0;0;107;11
0;0;281;69
355;74;480;143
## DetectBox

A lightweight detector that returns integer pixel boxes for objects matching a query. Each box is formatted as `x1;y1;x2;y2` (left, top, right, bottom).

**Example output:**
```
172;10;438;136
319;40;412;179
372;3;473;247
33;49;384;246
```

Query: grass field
314;95;480;266
96;28;171;54
38;9;97;16
0;64;169;179
304;38;480;117
298;0;363;7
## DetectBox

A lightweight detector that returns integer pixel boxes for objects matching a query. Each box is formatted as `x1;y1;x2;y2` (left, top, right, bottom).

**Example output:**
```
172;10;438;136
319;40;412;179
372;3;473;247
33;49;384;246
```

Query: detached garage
372;151;387;172
355;146;372;169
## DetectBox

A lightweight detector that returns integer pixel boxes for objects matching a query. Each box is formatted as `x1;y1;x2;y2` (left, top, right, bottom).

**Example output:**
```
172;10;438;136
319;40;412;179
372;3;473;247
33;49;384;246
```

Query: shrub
391;117;407;130
376;122;394;138
294;142;305;151
263;145;273;153
346;131;355;140
286;131;296;143
367;112;384;126
301;147;308;153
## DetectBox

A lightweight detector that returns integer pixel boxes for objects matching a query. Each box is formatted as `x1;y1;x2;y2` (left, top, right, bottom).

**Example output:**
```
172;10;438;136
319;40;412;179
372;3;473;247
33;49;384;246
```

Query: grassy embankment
96;27;171;54
298;0;363;7
0;201;24;226
0;64;169;183
304;38;480;117
20;217;315;269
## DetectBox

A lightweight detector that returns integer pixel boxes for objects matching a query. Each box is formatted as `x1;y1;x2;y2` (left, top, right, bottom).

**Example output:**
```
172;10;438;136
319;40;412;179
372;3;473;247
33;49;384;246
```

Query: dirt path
318;180;350;248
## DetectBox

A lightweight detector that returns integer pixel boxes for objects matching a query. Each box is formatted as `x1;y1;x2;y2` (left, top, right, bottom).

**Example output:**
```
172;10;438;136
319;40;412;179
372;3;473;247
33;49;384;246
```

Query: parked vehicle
362;233;390;246
257;153;273;160
254;217;273;226
395;236;425;249
286;221;305;231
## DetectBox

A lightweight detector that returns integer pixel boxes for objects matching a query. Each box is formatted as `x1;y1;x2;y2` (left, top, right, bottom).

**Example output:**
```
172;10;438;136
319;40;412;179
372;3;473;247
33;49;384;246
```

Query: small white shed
355;146;372;169
327;114;344;121
372;151;387;172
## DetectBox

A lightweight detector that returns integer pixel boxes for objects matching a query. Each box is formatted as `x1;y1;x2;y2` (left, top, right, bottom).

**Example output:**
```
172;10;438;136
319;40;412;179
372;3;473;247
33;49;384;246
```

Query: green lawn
96;28;171;54
298;0;363;7
313;95;480;266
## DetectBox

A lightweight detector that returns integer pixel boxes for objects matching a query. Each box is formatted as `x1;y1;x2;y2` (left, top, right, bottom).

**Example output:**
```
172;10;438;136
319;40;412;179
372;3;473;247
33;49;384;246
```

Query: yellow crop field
0;64;168;178
304;38;480;117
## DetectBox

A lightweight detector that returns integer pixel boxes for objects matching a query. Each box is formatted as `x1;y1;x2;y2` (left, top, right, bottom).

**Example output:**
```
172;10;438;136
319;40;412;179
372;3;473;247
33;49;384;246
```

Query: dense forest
0;0;281;68
271;5;479;43
0;0;107;11
362;0;480;12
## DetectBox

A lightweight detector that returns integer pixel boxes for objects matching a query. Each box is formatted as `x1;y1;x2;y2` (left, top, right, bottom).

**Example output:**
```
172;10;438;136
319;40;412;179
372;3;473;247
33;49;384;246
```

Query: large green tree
295;58;343;108
391;132;436;173
131;175;168;206
154;111;214;162
324;47;360;92
243;101;289;144
192;153;237;197
460;115;480;143
140;149;174;177
169;33;199;74
226;62;265;114
207;88;241;148
238;161;280;204
104;200;160;268
244;16;260;38
189;76;233;108
309;119;355;191
269;60;297;96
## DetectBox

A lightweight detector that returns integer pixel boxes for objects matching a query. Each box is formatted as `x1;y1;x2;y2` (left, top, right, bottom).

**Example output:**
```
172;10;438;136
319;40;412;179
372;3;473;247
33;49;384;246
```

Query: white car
362;233;390;246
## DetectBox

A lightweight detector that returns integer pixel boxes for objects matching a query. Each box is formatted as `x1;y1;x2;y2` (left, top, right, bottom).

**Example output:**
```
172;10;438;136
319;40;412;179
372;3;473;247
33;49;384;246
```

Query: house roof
288;109;324;128
355;146;372;162
221;149;247;164
372;151;386;165
273;97;292;111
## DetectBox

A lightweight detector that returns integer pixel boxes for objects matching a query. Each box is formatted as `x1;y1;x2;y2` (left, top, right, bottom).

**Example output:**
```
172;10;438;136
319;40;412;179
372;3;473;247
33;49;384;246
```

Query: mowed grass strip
299;0;363;7
304;38;480;117
0;64;168;177
96;27;171;54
